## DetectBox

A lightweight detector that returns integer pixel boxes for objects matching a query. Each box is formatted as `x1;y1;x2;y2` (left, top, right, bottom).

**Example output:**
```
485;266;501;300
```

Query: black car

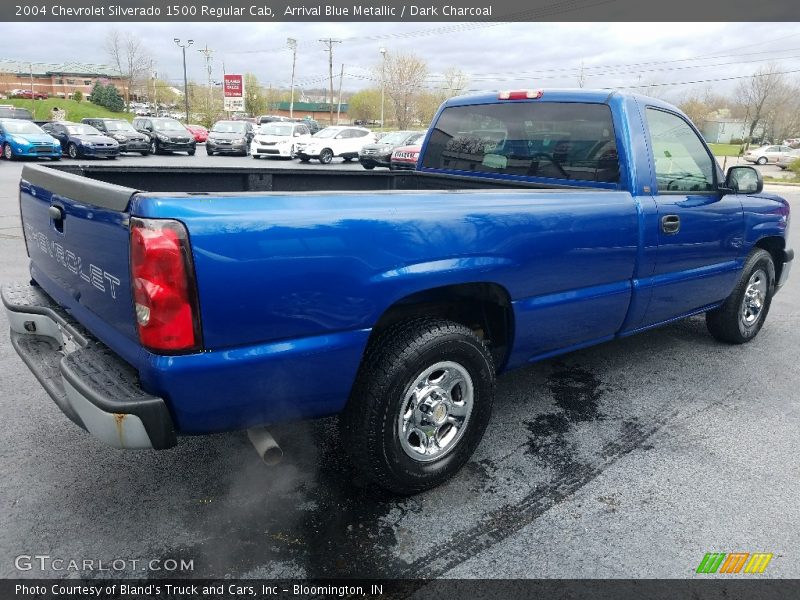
41;121;120;159
205;120;255;156
132;117;196;155
358;131;424;169
298;117;320;134
82;118;150;155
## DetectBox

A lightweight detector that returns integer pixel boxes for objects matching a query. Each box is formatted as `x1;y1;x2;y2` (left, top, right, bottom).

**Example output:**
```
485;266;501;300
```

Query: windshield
103;120;136;132
258;123;293;136
313;128;343;139
4;120;45;135
153;120;187;132
212;121;246;133
66;124;103;136
378;132;413;145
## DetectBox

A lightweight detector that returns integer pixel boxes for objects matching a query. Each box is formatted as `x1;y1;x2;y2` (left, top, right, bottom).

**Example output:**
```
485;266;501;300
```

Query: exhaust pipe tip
247;427;284;466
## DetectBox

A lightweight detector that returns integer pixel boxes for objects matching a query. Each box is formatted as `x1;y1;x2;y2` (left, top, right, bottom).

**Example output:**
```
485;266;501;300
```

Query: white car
251;122;312;159
743;144;796;165
295;126;375;164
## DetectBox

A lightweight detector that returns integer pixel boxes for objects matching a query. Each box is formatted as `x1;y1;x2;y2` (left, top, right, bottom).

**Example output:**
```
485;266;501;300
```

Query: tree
105;30;151;107
736;63;787;142
103;84;125;112
243;73;266;116
90;81;107;106
189;82;224;128
347;88;381;122
72;90;83;102
382;51;428;129
414;90;444;126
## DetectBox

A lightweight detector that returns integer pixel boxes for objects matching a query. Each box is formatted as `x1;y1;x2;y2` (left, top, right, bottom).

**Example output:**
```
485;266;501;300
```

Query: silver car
744;144;796;165
776;150;800;170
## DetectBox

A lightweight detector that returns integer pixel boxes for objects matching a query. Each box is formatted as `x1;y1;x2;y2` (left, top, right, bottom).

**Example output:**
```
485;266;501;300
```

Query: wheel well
755;236;785;283
371;283;514;371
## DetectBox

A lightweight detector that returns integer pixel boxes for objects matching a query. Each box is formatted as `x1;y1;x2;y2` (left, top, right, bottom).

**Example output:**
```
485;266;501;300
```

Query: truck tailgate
19;165;138;351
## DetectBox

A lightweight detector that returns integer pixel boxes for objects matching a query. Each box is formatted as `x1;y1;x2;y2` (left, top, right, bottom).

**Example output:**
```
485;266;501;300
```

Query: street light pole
287;38;297;119
379;48;387;129
174;38;194;122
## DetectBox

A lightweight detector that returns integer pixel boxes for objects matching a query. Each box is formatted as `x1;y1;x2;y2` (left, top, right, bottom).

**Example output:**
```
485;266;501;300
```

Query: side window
646;108;715;193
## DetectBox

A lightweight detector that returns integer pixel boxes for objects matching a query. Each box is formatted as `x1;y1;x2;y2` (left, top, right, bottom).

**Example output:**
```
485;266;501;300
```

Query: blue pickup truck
3;90;792;494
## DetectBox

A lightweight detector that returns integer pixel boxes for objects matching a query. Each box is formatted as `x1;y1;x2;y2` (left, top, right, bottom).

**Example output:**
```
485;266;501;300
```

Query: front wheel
342;318;495;495
67;143;79;159
318;148;334;164
150;140;159;155
3;143;15;160
187;148;196;156
706;248;775;344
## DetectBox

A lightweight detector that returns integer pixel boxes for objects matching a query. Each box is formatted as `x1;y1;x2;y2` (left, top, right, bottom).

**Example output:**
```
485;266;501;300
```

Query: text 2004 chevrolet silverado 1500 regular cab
4;90;793;494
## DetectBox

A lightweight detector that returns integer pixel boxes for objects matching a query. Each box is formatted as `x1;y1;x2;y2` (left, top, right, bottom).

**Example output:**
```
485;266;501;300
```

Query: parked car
389;143;422;170
0;106;34;121
743;144;796;165
11;89;48;100
776;151;800;170
186;124;209;143
5;89;793;494
359;130;424;169
300;116;320;134
205;120;255;156
295;126;375;164
251;121;312;159
41;121;119;159
81;118;150;155
132;117;196;155
0;118;61;160
257;115;291;125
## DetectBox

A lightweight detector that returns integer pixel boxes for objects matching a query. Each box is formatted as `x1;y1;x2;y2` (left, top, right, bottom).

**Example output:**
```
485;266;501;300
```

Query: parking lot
0;155;798;579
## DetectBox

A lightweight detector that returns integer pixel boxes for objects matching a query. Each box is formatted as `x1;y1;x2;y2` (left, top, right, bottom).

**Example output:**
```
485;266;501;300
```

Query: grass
2;98;133;122
708;143;744;157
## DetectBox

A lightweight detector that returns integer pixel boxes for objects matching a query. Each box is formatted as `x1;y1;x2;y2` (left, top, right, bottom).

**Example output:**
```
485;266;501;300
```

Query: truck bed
45;164;603;194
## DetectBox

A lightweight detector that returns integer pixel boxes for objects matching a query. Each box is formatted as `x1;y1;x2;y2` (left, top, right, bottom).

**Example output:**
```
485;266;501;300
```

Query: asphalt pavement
0;153;798;580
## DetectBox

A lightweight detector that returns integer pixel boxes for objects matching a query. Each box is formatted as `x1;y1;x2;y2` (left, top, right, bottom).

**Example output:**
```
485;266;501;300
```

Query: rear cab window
421;102;620;185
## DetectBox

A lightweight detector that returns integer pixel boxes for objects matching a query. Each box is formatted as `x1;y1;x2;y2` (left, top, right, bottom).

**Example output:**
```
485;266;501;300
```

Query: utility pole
379;48;387;129
174;38;194;122
150;61;158;117
198;44;214;117
29;63;34;116
287;38;297;119
577;61;586;88
336;64;344;125
319;38;341;125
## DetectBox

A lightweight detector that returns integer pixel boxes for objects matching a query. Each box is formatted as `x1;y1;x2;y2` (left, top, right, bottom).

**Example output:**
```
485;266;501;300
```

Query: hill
3;98;134;122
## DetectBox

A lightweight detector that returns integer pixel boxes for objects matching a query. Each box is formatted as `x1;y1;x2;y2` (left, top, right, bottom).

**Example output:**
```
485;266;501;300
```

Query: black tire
51;156;61;161
706;248;775;344
343;156;354;162
362;164;375;170
299;156;310;163
187;148;196;156
67;143;79;159
206;147;214;156
150;140;159;155
140;150;150;156
756;156;768;165
342;318;495;495
319;148;334;164
3;143;15;160
252;154;260;159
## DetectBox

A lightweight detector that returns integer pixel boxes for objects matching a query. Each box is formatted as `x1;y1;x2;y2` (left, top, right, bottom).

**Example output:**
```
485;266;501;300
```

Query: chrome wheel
740;268;767;333
397;361;474;462
67;144;78;159
3;144;12;159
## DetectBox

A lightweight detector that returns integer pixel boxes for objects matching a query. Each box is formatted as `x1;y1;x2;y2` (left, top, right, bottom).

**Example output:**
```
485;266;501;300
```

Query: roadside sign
223;74;244;111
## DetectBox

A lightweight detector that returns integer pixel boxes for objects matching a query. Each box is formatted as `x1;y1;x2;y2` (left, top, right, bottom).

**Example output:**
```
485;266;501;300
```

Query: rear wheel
319;148;334;164
299;156;310;163
342;318;495;495
3;143;14;160
706;248;775;344
187;148;196;156
362;163;375;170
756;156;768;165
140;150;150;156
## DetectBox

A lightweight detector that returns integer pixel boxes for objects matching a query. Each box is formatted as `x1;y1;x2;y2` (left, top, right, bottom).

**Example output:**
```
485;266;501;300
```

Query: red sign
223;74;243;98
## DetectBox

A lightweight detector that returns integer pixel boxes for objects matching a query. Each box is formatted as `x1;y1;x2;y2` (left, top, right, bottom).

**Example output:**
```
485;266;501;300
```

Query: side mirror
724;166;763;195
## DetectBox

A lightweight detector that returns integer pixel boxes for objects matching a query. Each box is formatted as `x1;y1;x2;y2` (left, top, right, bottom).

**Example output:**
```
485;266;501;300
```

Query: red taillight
130;217;202;353
498;89;544;100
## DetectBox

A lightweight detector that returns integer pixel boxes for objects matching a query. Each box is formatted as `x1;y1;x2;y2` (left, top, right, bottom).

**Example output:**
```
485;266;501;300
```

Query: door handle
661;214;680;234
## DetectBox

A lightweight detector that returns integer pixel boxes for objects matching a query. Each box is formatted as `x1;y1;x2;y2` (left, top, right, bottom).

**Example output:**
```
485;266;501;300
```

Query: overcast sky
4;22;799;100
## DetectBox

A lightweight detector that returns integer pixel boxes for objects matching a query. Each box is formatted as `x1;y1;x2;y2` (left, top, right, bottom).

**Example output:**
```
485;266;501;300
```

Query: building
267;101;349;124
0;60;128;99
702;118;748;144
